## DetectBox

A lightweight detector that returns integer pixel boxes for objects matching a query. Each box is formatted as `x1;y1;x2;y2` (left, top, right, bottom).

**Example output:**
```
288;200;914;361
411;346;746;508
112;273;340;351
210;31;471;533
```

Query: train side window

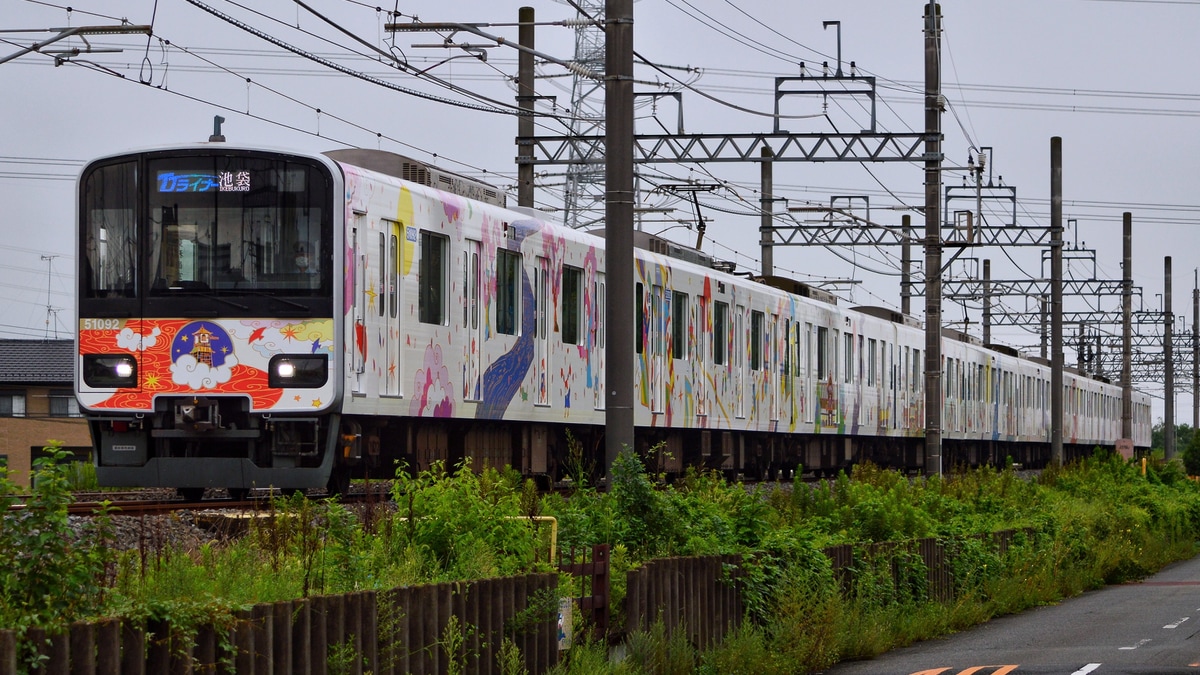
867;338;877;386
378;233;386;317
816;326;829;380
843;333;853;384
750;310;763;370
804;323;813;380
835;331;844;384
636;283;645;355
785;319;794;378
419;231;449;325
673;291;689;360
858;335;865;380
596;276;606;349
389;230;400;318
495;247;520;335
912;345;921;389
562;265;583;345
714;301;729;366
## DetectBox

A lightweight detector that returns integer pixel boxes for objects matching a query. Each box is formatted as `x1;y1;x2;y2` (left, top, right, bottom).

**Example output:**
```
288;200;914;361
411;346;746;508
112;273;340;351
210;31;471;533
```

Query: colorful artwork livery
75;144;1153;496
78;318;335;412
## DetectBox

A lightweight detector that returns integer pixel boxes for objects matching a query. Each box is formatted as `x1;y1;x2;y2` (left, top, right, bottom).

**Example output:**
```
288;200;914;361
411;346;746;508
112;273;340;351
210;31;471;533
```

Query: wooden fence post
392;587;411;675
0;630;15;675
290;599;311;675
96;619;121;675
194;624;217;674
228;609;253;675
70;620;96;675
362;591;378;675
272;600;292;675
308;596;328;675
251;602;272;675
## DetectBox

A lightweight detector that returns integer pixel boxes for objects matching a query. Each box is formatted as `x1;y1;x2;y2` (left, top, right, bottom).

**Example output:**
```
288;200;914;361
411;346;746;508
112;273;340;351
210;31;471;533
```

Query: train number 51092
82;318;122;330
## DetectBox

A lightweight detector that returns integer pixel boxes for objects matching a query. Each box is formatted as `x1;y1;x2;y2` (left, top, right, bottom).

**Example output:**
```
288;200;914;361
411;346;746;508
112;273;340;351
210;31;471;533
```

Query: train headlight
83;354;138;388
269;354;328;388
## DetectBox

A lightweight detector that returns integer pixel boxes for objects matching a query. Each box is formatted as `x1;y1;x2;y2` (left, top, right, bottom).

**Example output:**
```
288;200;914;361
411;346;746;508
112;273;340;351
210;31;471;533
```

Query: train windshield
81;151;334;311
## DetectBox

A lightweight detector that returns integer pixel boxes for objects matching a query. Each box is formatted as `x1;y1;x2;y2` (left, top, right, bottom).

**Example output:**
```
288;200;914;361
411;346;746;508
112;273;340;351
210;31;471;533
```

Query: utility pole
923;2;943;476
1050;137;1064;466
1076;323;1086;373
1165;256;1175;459
517;7;535;208
760;145;774;277
901;214;912;316
1040;295;1049;360
1122;213;1133;440
983;259;992;345
1193;269;1198;433
604;0;635;482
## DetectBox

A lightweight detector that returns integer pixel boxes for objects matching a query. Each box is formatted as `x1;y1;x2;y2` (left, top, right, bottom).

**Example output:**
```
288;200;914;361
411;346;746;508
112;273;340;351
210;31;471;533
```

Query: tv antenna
40;254;60;339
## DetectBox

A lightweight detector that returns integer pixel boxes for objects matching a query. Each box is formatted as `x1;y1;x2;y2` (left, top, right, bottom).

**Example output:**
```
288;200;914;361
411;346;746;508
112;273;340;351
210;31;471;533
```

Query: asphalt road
820;553;1200;675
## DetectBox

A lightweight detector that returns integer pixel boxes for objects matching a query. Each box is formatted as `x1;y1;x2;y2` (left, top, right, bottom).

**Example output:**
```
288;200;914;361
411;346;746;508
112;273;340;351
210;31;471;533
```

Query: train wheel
228;488;249;501
327;467;351;496
178;487;205;502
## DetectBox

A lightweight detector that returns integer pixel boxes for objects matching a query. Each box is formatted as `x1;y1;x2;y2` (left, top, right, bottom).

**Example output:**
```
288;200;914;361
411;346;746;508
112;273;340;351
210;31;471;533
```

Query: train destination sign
156;170;251;193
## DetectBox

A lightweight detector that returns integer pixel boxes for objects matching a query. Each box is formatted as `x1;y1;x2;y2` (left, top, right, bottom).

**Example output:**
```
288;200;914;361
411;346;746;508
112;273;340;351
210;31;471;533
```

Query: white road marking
1164;616;1189;629
1119;638;1152;650
1070;665;1102;675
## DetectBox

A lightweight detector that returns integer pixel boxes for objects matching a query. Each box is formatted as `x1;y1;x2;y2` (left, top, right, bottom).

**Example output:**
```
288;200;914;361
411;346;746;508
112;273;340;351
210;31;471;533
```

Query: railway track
7;484;394;516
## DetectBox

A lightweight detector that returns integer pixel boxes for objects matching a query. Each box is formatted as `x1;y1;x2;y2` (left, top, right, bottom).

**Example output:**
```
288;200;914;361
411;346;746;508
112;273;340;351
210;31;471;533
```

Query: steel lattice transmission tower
559;0;607;230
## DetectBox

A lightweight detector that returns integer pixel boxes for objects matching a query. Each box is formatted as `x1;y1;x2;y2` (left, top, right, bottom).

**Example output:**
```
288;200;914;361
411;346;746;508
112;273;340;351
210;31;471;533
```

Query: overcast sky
2;0;1197;424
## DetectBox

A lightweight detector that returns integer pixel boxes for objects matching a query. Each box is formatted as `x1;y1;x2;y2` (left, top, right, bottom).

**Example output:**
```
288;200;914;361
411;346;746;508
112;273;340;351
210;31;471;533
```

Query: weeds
5;442;1200;674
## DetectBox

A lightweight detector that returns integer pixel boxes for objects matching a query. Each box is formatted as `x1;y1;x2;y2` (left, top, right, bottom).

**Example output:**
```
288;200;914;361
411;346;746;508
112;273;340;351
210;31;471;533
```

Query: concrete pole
1121;213;1133;440
1165;256;1175;459
1050;137;1064;466
1040;294;1048;360
901;214;912;316
1193;270;1198;433
1076;324;1085;373
983;259;991;345
604;0;635;479
517;7;536;207
760;145;774;276
923;3;943;476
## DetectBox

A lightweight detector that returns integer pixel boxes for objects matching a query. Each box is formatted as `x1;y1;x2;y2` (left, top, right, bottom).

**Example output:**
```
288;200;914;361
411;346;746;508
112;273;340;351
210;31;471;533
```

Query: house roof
0;339;74;384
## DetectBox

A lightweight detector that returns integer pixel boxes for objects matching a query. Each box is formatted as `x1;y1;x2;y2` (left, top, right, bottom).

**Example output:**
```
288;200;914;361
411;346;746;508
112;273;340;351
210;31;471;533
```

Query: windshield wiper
236;290;311;312
189;290;250;311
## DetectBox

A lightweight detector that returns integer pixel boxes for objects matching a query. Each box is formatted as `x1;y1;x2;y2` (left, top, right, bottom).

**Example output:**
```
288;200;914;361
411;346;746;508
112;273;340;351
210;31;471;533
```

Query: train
74;142;1152;498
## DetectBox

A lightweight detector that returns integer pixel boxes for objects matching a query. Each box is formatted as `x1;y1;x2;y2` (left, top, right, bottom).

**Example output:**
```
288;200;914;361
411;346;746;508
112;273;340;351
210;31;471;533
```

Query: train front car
75;146;343;499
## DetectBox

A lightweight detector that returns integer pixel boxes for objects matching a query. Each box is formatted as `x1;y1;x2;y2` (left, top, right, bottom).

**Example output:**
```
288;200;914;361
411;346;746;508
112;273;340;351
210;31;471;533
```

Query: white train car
75;143;1151;496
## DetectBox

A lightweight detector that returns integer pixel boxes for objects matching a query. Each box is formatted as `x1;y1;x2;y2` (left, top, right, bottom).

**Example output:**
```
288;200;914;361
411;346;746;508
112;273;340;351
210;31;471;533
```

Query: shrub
0;443;115;651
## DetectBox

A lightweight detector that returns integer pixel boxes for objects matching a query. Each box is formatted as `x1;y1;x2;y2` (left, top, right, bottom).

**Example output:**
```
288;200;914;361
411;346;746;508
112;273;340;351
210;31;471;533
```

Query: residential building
0;339;91;488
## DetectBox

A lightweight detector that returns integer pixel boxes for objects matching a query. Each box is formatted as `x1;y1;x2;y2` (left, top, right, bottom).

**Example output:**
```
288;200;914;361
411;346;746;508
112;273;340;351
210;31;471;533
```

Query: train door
463;239;482;401
651;285;666;414
784;318;794;426
381;222;402;397
735;304;746;419
805;322;814;424
889;343;896;430
536;256;550;407
769;314;780;424
594;273;606;410
351;215;367;395
696;296;709;417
